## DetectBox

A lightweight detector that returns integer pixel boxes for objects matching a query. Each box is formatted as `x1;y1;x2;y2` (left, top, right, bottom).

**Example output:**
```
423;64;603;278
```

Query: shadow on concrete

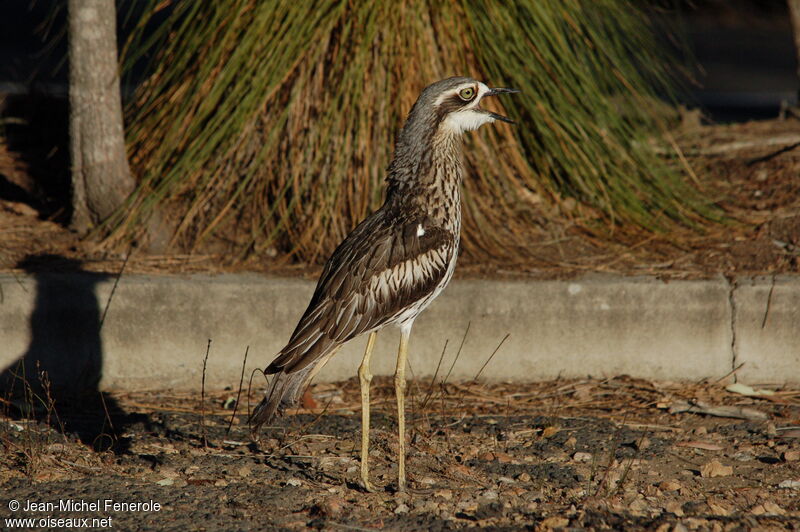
0;254;150;453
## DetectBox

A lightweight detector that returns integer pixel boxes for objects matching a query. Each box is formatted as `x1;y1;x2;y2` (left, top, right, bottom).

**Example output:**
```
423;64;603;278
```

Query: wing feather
267;206;456;375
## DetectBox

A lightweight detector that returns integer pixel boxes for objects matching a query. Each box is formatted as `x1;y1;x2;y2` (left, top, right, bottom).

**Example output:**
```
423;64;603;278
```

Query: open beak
483;87;520;124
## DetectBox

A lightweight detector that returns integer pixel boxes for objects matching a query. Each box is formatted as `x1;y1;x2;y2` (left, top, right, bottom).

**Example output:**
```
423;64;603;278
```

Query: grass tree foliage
113;0;717;264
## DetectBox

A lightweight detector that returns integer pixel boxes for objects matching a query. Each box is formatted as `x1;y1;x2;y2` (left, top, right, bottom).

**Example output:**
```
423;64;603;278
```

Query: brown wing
265;206;456;375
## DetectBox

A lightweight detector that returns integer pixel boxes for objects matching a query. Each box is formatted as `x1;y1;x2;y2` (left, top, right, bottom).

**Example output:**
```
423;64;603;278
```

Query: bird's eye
459;87;475;101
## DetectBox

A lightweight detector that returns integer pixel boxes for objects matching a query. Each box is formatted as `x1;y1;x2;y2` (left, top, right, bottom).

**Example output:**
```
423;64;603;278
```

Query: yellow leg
358;332;378;492
395;325;411;492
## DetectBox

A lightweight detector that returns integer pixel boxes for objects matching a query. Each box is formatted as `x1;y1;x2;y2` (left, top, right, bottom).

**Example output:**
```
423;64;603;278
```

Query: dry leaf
725;383;775;396
669;400;768;420
542;426;560;438
300;389;318;409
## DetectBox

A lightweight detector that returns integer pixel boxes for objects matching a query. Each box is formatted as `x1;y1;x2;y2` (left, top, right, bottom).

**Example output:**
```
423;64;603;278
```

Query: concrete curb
0;273;797;393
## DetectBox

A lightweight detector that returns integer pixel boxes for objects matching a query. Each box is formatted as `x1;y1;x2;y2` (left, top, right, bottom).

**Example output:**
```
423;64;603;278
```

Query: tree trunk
790;0;800;102
68;0;135;234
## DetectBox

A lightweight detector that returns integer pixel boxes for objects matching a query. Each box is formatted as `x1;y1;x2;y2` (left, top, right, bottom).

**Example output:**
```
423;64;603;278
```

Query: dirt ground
1;377;799;530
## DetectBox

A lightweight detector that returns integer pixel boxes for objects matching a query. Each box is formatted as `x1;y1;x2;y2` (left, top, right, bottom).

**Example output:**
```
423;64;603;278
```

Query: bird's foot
361;479;377;493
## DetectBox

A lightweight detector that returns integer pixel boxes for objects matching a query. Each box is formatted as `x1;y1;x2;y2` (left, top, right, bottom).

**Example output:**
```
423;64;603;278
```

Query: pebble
319;497;346;517
433;490;453;501
782;450;800;462
572;451;593;463
285;478;302;487
778;479;800;489
628;499;650;516
540;516;569;528
700;460;732;478
665;501;684;516
158;468;181;479
434;489;453;500
752;501;785;516
481;490;499;500
658;480;681;492
517;472;531;482
708;501;730;516
394;502;410;515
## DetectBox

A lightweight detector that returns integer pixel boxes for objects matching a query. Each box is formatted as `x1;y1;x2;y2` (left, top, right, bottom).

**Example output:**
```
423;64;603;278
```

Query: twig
99;247;132;331
761;275;776;329
472;333;510;382
420;339;448;412
227;345;249;435
668;399;768;420
442;322;470;388
747;141;800;166
200;339;211;448
713;363;745;384
98;391;118;446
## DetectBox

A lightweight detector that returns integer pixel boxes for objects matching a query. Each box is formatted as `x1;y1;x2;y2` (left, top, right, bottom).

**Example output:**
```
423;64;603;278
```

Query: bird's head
406;76;519;137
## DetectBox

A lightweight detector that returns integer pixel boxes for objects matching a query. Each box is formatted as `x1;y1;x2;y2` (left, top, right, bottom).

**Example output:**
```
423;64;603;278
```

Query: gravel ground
1;376;799;530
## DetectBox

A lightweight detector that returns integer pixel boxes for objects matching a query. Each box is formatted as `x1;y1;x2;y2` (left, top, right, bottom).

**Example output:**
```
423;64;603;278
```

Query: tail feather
250;340;342;436
249;365;313;435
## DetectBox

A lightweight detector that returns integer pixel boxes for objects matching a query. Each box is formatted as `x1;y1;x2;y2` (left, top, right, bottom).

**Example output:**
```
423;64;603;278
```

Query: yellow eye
459;87;475;100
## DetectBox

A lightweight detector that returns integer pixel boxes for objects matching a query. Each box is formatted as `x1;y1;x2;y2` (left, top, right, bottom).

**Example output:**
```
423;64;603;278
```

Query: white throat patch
442;110;495;133
439;81;494;134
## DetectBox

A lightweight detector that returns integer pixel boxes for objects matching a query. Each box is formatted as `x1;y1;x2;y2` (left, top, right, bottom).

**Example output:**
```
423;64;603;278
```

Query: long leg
395;323;411;492
359;332;378;492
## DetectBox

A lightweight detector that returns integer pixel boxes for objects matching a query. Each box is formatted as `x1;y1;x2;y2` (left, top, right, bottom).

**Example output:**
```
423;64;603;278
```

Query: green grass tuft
109;0;721;263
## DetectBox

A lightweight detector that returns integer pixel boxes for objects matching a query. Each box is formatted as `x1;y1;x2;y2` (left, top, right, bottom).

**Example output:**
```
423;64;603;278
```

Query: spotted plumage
250;76;518;491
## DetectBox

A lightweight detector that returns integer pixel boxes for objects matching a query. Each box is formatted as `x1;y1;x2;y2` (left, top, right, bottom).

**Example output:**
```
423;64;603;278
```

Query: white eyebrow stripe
433;82;475;107
434;81;491;109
